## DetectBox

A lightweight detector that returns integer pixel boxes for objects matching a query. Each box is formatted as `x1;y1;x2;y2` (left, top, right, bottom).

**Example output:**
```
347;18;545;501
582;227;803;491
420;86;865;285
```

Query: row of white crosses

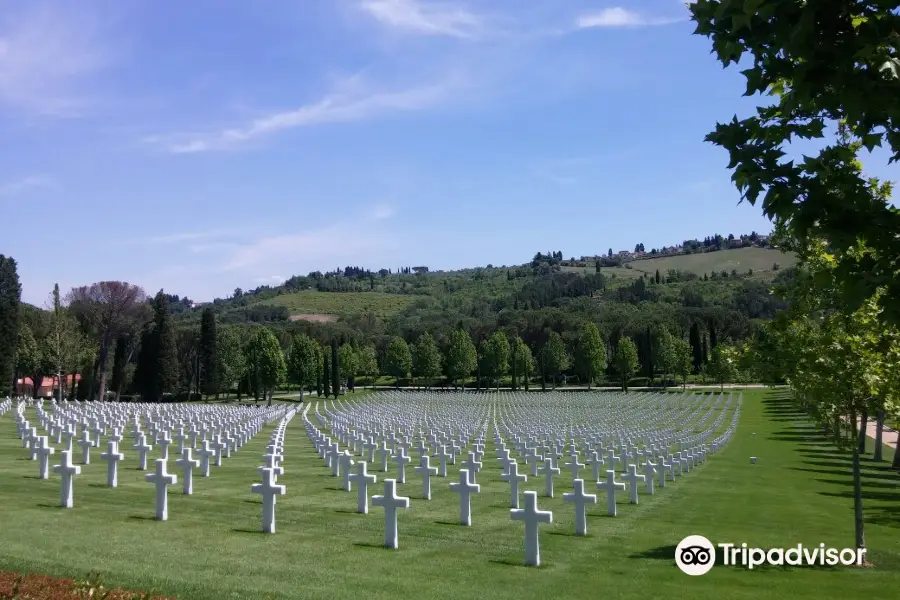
13;398;291;517
302;395;492;548
250;408;295;533
306;390;739;565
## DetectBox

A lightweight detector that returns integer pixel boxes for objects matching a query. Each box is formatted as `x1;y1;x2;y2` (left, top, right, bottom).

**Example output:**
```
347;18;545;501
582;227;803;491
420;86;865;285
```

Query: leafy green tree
46;283;85;401
215;326;247;399
245;327;287;405
574;322;606;389
707;345;738;391
511;337;534;391
0;255;21;396
339;343;357;391
480;331;509;390
444;329;477;389
614;337;639;392
356;344;379;390
540;331;570;389
672;338;693;390
689;0;900;326
412;333;442;388
199;308;218;399
287;334;319;400
15;324;38;394
385;336;412;386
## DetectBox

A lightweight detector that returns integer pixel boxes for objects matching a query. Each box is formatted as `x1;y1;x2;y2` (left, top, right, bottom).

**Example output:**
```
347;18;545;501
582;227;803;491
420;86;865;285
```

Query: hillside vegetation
627;246;796;277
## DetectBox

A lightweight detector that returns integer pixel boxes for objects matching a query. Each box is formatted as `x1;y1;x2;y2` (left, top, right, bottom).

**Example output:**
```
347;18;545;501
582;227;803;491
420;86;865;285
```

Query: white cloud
576;7;681;28
359;0;482;38
371;204;395;220
149;75;464;153
0;175;53;197
220;226;401;272
255;275;286;285
146;230;233;244
0;5;113;116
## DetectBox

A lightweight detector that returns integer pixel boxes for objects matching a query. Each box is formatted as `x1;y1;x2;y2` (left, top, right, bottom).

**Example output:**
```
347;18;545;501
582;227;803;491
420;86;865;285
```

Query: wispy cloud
0;175;53;197
254;275;286;285
576;7;682;29
0;4;114;117
359;0;483;38
221;226;399;271
370;203;395;220
148;74;465;154
146;230;233;244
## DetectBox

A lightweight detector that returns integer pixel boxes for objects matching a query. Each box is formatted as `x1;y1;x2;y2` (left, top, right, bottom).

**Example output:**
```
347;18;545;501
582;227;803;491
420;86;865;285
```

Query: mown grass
0;390;897;599
258;291;415;318
628;246;798;277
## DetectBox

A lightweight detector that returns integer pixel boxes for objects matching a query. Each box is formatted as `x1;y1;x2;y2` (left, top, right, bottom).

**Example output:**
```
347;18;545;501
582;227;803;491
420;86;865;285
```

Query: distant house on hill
15;374;82;398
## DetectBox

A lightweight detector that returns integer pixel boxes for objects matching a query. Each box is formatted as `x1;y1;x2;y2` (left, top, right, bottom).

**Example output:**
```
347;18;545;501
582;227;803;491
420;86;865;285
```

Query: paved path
859;418;898;450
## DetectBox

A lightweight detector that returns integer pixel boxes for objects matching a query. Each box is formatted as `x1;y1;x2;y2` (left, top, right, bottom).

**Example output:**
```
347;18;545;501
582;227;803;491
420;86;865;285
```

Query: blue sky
2;0;896;305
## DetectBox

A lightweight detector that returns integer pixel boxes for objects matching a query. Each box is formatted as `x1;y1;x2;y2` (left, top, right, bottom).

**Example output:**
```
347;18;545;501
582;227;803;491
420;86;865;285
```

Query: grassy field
559;265;643;280
0;390;898;599
259;290;415;318
627;247;797;277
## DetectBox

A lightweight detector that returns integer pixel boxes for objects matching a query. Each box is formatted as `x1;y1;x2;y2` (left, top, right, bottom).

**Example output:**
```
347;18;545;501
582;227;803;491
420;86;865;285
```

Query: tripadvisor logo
675;535;867;575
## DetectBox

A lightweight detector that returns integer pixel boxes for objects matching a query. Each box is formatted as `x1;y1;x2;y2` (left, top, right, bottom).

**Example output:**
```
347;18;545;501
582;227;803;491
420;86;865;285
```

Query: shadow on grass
820;490;900;502
323;486;344;491
88;483;109;489
35;503;62;509
488;558;530;568
333;508;359;514
815;478;900;490
865;508;900;529
433;520;462;526
352;542;389;550
21;475;40;480
243;499;261;505
232;528;264;534
127;515;157;521
546;530;575;537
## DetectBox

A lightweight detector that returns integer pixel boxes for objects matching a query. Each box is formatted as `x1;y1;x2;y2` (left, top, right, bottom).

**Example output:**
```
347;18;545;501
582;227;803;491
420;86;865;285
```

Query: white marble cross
340;451;355;491
145;459;178;521
36;436;55;480
100;441;125;488
52;450;81;508
596;469;626;516
77;431;92;465
134;435;153;471
623;464;645;504
510;490;553;567
196;439;216;477
537;458;561;498
392;447;410;484
449;468;480;526
348;461;377;514
643;460;656;495
413;455;438;500
461;452;482;483
371;478;410;549
176;448;200;495
563;479;597;536
500;460;527;508
251;466;286;533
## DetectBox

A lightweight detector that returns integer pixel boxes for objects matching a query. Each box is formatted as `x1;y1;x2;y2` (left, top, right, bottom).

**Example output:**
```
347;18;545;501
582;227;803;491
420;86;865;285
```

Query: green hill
626;246;796;277
262;290;415;319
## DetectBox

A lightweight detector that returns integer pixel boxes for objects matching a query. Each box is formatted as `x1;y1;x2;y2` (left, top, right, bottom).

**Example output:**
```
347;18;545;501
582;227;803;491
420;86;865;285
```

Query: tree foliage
614;337;639;392
412;333;442;386
385;336;412;382
199;308;218;397
444;329;477;386
689;0;900;325
0;255;21;396
287;333;320;398
245;327;287;404
480;331;510;389
574;322;607;389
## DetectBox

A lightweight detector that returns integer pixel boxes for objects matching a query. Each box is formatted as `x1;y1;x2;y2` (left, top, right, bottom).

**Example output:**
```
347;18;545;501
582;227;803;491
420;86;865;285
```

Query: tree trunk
858;409;868;455
850;409;866;552
299;387;305;403
892;440;900;470
873;410;884;462
96;337;112;401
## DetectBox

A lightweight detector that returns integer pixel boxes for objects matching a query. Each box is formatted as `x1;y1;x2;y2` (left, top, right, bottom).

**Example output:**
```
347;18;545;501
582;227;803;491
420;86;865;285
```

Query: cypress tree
331;339;340;396
136;291;179;402
323;352;331;397
689;322;703;373
0;255;22;396
511;347;517;390
199;308;218;400
316;347;323;397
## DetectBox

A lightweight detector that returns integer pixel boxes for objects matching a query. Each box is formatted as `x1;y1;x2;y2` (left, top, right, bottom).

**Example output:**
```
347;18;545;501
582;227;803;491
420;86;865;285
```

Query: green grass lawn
0;389;898;599
258;290;415;318
628;247;798;277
